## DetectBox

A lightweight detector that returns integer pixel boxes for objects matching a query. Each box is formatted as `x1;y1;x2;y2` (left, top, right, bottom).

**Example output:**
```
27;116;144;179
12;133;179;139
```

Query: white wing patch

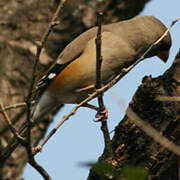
48;73;56;79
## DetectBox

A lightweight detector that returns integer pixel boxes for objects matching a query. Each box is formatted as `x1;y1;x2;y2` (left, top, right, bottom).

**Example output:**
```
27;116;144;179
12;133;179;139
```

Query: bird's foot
94;107;108;122
82;103;108;122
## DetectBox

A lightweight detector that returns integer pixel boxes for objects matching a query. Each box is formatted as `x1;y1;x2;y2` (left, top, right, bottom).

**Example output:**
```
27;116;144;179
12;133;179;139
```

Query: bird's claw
94;108;108;122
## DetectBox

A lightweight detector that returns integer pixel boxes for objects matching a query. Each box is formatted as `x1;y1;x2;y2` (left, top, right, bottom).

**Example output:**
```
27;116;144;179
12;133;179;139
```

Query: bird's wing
56;27;98;64
36;27;99;92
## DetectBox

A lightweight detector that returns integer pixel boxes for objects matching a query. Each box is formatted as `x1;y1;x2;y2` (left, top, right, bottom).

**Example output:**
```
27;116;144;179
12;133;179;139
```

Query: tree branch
0;101;35;112
95;12;113;159
0;99;25;143
23;1;68;179
29;156;51;180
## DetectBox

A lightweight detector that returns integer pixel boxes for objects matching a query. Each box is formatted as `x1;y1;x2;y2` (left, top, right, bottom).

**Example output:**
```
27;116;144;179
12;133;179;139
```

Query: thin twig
29;156;51;180
26;0;66;146
34;94;100;153
0;101;35;112
95;12;106;115
95;12;113;158
23;1;68;179
126;107;180;156
25;0;68;150
95;12;103;99
154;16;180;45
0;99;25;143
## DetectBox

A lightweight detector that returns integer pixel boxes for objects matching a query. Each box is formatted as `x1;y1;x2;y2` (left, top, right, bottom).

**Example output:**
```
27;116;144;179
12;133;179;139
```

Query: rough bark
0;0;152;179
88;51;180;180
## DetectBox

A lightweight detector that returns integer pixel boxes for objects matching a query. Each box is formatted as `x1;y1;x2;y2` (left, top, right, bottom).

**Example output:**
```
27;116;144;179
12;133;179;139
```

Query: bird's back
57;16;171;65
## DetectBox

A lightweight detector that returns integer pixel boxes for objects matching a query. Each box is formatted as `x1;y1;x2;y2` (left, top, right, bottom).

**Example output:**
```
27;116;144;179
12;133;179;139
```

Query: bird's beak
157;50;170;62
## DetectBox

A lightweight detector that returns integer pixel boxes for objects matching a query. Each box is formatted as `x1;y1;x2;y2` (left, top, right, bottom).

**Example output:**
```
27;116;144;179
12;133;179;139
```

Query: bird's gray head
120;16;172;62
142;16;171;62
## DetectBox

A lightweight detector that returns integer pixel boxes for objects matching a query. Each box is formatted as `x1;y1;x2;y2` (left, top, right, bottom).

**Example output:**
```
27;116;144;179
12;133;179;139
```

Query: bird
32;15;171;121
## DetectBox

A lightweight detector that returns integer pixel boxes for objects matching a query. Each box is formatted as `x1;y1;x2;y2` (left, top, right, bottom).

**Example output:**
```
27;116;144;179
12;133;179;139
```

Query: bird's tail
32;91;57;121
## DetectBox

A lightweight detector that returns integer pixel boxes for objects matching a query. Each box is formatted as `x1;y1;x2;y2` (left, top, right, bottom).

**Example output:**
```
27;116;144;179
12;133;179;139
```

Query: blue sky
23;0;180;179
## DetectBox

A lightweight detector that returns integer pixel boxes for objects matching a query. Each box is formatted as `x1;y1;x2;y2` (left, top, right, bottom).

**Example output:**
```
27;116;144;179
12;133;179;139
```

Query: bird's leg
82;103;99;111
82;103;108;122
95;107;108;122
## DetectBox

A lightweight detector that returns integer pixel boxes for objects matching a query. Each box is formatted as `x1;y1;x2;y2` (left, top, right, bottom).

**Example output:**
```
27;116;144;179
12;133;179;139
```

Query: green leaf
122;166;148;180
92;162;120;179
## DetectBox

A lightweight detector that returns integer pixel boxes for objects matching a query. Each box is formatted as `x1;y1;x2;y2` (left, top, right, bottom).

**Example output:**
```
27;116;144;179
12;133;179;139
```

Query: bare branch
25;0;68;149
126;107;180;156
95;12;103;93
0;99;25;143
34;98;92;153
95;12;113;159
23;1;68;179
0;101;35;112
29;156;51;180
154;16;180;45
